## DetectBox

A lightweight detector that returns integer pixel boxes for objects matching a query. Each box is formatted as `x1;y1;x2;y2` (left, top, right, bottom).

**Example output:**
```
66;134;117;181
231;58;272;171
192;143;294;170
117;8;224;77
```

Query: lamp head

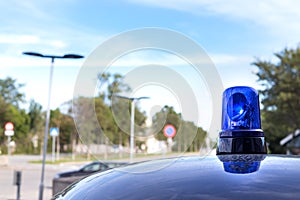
63;54;84;59
23;52;44;57
217;86;267;154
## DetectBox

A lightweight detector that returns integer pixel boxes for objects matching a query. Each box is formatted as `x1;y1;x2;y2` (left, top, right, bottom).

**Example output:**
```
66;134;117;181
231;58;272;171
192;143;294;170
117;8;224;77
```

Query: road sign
4;122;14;136
5;130;14;136
163;124;176;138
50;127;59;137
5;122;14;130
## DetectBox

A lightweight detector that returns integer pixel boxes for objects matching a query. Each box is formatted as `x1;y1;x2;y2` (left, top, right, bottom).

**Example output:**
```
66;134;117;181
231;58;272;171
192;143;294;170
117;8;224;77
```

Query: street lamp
114;95;149;162
23;51;84;200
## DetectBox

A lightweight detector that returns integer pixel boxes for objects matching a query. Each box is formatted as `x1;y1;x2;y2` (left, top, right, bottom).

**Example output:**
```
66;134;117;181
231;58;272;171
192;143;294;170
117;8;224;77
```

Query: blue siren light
223;86;261;130
217;86;267;154
217;154;266;174
223;161;260;174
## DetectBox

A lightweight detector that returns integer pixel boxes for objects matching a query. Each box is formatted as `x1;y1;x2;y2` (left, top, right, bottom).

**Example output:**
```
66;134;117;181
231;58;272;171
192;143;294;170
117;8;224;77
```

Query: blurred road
0;150;214;200
0;155;87;200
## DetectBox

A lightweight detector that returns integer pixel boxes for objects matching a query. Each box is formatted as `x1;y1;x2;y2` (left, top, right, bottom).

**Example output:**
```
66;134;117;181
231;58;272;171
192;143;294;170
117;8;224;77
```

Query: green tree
253;47;300;153
0;77;30;153
98;72;130;101
72;72;147;157
49;108;77;153
27;100;44;154
189;126;207;152
97;72;146;146
151;106;206;152
12;107;30;153
110;98;146;146
28;100;43;131
0;77;25;108
95;97;115;144
72;96;100;159
0;102;30;153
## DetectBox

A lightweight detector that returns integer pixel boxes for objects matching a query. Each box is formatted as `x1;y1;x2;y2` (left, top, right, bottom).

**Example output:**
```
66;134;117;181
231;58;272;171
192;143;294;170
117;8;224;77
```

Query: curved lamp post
23;52;84;200
115;95;150;162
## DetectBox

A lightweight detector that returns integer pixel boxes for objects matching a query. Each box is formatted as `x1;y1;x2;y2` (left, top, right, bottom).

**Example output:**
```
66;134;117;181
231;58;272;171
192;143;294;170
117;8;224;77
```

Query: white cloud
109;49;253;69
210;54;252;65
0;34;40;44
110;50;187;67
0;34;68;49
46;39;68;48
129;0;300;40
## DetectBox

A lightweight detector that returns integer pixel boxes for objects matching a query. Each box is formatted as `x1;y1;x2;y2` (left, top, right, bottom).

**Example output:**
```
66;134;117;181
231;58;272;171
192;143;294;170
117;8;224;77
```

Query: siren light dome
222;86;261;131
217;86;267;154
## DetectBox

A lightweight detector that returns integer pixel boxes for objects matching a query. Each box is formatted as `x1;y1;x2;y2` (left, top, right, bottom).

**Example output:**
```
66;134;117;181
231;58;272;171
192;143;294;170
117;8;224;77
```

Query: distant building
280;129;300;155
145;136;167;154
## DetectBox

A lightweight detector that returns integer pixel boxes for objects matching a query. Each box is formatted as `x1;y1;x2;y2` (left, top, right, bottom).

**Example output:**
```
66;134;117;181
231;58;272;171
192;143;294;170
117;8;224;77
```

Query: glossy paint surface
53;155;300;200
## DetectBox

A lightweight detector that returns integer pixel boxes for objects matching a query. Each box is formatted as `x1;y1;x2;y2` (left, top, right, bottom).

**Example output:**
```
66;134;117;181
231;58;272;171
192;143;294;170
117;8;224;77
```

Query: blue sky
1;0;300;130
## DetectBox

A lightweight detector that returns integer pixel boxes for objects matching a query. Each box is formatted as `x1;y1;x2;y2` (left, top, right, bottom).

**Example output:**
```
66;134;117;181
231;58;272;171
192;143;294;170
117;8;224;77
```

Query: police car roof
52;155;300;200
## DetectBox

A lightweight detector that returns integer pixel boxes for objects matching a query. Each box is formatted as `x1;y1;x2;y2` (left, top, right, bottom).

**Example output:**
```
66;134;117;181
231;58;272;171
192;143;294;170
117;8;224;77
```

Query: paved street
0;151;212;200
0;155;87;200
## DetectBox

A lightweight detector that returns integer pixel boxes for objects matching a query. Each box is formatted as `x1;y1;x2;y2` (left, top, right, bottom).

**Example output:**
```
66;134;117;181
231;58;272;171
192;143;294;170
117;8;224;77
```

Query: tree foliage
27;100;44;153
253;47;300;153
0;72;208;155
152;106;207;152
49;108;77;153
73;72;146;149
0;77;77;154
0;77;30;153
0;77;25;108
98;73;130;101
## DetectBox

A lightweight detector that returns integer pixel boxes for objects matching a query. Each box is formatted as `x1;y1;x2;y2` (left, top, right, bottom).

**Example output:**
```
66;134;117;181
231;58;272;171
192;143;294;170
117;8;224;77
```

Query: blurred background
1;1;300;198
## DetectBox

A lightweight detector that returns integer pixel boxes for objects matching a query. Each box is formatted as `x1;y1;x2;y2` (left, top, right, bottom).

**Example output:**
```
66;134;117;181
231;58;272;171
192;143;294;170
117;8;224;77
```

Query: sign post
50;128;59;162
4;122;14;158
163;124;177;152
13;170;22;200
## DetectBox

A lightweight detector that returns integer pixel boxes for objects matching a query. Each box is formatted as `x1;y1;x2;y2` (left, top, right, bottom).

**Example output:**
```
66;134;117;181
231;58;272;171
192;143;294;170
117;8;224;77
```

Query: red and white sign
5;122;14;130
163;124;176;138
4;122;14;136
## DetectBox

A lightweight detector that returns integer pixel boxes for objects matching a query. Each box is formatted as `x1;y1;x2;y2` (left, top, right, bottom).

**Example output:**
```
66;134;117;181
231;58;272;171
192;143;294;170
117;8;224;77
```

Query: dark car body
52;154;300;199
54;161;127;179
52;161;128;196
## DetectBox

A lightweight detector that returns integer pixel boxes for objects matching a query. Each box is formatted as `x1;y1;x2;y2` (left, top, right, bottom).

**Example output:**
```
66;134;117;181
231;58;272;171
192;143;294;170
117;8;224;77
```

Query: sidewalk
0;155;85;200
